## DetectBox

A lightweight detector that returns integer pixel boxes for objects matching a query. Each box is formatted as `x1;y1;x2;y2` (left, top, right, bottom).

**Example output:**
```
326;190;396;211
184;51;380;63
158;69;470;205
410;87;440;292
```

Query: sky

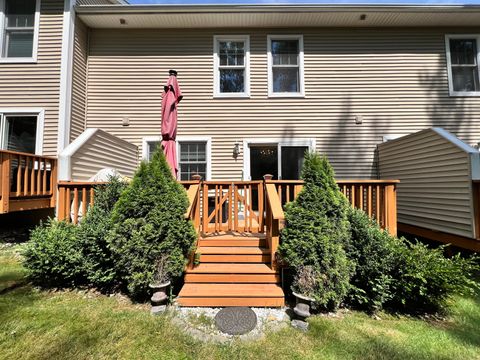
127;0;480;5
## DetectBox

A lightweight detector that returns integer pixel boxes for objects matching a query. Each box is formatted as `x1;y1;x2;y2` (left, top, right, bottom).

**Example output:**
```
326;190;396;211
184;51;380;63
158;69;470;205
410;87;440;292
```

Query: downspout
57;0;76;154
56;0;76;217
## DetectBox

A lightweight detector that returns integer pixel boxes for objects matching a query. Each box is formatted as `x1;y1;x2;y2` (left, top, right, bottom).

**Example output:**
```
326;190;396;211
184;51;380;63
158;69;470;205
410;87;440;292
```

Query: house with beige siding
1;0;480;304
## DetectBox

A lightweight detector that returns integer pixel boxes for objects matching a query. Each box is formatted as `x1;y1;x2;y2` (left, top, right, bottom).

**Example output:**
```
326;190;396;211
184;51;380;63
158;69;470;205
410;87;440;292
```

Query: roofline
75;4;480;14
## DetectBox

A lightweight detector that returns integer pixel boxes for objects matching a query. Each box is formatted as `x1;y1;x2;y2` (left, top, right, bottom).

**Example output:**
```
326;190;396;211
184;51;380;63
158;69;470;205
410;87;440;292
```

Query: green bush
279;153;353;310
345;208;399;312
108;150;196;299
77;177;128;290
24;220;83;287
346;208;479;313
389;241;479;313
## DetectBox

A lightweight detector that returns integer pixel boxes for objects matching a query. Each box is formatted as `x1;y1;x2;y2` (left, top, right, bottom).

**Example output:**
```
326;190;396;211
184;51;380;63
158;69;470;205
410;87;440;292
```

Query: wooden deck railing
264;178;399;269
181;177;399;270
0;150;57;213
57;181;104;224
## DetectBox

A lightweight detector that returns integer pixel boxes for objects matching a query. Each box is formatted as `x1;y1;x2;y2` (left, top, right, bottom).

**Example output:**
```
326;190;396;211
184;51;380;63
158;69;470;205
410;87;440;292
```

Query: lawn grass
1;244;479;360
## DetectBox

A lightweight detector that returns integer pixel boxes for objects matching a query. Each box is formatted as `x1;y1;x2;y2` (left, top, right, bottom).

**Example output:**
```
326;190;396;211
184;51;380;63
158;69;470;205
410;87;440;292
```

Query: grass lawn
1;244;479;360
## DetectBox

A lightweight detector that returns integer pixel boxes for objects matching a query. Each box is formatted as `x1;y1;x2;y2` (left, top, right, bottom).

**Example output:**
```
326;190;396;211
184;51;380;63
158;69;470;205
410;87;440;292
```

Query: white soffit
76;5;480;28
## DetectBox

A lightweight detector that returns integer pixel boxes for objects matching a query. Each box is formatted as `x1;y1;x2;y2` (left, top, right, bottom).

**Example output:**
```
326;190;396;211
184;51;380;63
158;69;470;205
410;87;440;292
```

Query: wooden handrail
265;183;284;220
184;184;200;219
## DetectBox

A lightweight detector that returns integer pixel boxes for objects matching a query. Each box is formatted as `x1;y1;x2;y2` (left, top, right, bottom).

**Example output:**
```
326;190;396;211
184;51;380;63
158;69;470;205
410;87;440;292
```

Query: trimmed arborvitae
108;149;196;299
278;152;353;310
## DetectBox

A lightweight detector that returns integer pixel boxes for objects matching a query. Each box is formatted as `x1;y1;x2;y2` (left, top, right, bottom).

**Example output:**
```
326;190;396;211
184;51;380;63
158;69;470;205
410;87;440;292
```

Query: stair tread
198;246;268;255
187;263;276;274
179;283;284;298
200;233;266;240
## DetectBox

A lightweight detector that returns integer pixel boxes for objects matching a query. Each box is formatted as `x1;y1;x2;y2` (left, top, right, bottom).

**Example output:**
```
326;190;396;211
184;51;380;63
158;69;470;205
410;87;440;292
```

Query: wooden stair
178;232;285;307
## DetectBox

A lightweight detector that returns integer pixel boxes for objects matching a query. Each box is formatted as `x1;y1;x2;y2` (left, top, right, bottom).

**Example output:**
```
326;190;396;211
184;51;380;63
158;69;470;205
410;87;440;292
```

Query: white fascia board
58;128;98;181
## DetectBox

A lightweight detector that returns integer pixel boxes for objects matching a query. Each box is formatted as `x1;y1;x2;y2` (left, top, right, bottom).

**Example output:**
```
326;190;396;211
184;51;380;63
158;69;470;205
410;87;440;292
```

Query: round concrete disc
215;307;257;335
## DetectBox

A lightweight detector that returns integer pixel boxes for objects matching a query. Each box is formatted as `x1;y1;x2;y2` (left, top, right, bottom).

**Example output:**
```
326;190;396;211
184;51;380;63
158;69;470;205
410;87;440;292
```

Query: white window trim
213;35;250;98
242;137;315;180
141;136;212;181
0;107;44;155
0;0;40;63
267;34;305;98
445;34;480;97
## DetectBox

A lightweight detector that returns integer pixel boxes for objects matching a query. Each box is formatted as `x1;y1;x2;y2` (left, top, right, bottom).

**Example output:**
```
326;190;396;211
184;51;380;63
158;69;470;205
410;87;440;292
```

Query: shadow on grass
308;316;453;360
444;289;480;348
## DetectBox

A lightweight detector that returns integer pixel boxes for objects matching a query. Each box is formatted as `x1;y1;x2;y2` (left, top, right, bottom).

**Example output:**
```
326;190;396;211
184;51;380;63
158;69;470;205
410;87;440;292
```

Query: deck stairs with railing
177;178;398;307
179;231;284;307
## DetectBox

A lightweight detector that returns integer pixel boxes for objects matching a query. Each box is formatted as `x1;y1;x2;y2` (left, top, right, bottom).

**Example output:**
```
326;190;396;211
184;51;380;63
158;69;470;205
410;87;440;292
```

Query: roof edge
75;4;480;14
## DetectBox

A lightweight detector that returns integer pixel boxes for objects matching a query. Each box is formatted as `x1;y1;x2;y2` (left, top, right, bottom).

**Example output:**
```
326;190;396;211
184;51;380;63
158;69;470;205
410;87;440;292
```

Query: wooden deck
178;178;399;307
0;150;57;214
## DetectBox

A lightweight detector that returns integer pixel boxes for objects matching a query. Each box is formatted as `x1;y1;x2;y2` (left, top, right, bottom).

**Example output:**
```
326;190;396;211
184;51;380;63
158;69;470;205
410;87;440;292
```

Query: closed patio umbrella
161;70;183;178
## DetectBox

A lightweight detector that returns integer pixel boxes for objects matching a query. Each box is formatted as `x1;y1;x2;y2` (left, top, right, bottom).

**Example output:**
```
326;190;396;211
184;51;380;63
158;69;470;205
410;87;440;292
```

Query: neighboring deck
0;150;57;214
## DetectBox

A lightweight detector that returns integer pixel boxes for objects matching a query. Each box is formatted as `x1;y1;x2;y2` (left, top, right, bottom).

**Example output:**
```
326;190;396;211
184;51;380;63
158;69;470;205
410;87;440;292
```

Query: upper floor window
445;35;480;96
214;35;250;97
268;35;304;97
0;0;39;61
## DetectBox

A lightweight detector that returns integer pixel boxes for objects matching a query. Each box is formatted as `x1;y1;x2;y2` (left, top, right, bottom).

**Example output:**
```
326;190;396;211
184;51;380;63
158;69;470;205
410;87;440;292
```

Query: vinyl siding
0;0;63;156
70;18;88;142
378;128;475;238
85;28;480;180
70;129;138;181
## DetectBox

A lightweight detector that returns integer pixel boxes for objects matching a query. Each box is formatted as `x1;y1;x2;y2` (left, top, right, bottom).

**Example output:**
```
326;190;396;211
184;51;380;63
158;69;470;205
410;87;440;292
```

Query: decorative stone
291;319;309;331
151;305;167;315
215;307;257;335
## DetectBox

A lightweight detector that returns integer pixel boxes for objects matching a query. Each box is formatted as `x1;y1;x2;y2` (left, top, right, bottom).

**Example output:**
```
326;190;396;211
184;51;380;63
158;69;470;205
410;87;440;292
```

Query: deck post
1;153;11;213
385;184;397;236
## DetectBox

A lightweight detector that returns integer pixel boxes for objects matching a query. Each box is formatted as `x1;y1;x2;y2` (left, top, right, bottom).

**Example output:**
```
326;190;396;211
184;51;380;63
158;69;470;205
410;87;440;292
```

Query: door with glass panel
249;143;308;181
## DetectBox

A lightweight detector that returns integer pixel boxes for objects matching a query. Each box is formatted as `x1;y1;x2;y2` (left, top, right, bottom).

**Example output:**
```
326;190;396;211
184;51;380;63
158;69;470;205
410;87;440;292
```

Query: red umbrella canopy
161;70;183;178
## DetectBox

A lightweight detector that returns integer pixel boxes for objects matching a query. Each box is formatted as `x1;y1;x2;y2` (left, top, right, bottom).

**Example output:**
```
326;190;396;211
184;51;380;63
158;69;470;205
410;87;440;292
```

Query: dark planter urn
292;292;315;320
149;281;170;310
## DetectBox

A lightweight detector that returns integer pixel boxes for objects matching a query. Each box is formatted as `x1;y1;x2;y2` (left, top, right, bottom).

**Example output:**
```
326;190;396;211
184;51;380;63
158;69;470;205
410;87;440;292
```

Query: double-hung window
0;0;39;61
446;35;480;96
178;141;208;181
214;35;250;97
143;137;210;181
268;35;304;97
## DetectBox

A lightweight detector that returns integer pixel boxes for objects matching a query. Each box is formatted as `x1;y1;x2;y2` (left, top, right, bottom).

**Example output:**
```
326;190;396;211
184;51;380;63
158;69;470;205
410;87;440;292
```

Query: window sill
0;57;37;64
213;93;250;99
268;93;305;99
449;91;480;97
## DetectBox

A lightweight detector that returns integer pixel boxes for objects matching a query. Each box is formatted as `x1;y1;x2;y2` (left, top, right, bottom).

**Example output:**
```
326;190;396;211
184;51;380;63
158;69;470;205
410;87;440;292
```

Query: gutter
75;4;480;14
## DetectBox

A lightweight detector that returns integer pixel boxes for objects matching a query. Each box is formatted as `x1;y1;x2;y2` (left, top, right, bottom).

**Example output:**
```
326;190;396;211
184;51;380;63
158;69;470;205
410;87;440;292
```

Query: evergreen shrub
77;177;128;290
24;220;83;287
108;150;196;299
279;152;353;310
